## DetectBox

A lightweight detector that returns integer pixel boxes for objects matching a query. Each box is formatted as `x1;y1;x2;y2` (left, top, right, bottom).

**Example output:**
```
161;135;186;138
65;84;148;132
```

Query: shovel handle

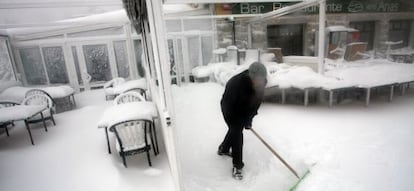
250;128;300;179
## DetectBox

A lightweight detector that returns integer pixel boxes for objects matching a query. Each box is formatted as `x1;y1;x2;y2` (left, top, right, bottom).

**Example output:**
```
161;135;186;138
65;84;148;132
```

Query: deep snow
172;82;414;191
0;89;174;191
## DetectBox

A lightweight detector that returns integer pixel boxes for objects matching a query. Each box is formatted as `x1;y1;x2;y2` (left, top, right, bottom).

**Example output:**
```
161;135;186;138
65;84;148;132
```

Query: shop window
42;47;69;84
113;41;130;79
389;20;411;49
350;21;375;50
19;47;47;85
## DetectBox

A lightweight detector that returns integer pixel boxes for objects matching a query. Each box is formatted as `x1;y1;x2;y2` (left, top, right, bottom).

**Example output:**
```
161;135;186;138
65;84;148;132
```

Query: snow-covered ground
172;83;414;191
0;89;174;191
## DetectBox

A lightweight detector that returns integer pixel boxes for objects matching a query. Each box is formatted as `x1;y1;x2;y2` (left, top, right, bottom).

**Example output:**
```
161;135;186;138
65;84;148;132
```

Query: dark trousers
220;120;244;169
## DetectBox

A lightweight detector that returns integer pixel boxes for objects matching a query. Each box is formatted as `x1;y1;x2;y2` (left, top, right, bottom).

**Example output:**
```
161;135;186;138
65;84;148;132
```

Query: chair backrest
123;88;147;98
344;42;368;61
109;120;149;151
25;89;55;109
22;94;53;109
114;91;146;105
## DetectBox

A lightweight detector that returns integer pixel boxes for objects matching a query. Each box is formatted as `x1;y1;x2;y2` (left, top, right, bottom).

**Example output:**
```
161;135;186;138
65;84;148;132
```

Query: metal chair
113;92;159;155
22;94;56;132
109;120;153;167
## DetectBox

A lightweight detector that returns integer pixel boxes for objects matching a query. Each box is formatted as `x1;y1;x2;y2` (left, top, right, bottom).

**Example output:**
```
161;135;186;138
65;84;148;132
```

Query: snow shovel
250;128;312;191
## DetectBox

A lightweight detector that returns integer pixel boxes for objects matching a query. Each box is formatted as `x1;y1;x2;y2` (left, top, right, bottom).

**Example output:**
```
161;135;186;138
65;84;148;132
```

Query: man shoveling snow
218;62;267;180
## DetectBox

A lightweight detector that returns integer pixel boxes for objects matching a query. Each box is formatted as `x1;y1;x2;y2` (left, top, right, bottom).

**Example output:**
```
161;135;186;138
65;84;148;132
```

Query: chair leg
51;113;56;126
148;122;157;156
122;154;127;168
152;120;160;155
72;95;76;108
5;126;9;137
25;120;34;145
40;113;48;132
146;149;152;167
105;127;111;154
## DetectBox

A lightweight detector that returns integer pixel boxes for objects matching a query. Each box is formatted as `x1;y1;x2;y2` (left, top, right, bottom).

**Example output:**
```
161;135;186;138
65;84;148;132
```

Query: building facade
213;0;414;57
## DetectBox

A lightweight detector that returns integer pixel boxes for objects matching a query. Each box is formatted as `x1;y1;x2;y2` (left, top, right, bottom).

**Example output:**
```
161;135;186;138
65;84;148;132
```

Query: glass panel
183;19;212;31
167;39;178;84
113;41;130;79
187;36;201;69
42;47;69;84
166;19;182;32
0;39;14;82
68;27;124;38
19;47;47;85
201;36;213;65
71;46;83;85
82;44;112;83
176;39;185;79
134;40;145;77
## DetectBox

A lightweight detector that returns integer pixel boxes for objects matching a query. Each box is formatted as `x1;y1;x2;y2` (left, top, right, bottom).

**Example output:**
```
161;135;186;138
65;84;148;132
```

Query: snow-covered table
97;102;159;154
0;105;47;145
0;85;76;111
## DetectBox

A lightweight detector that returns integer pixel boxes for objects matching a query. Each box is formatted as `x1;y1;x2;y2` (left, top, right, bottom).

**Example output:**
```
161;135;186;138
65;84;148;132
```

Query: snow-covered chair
109;120;153;167
113;91;159;155
104;77;126;100
0;101;19;137
114;92;146;105
22;94;56;132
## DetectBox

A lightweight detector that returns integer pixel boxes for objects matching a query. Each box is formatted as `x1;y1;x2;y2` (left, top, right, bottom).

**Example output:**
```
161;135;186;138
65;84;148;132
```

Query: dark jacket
221;70;265;128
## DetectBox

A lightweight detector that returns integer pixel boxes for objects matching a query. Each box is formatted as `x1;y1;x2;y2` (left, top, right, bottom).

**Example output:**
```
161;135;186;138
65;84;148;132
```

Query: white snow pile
0;85;75;103
97;101;157;128
326;59;414;88
193;56;414;91
267;64;352;90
